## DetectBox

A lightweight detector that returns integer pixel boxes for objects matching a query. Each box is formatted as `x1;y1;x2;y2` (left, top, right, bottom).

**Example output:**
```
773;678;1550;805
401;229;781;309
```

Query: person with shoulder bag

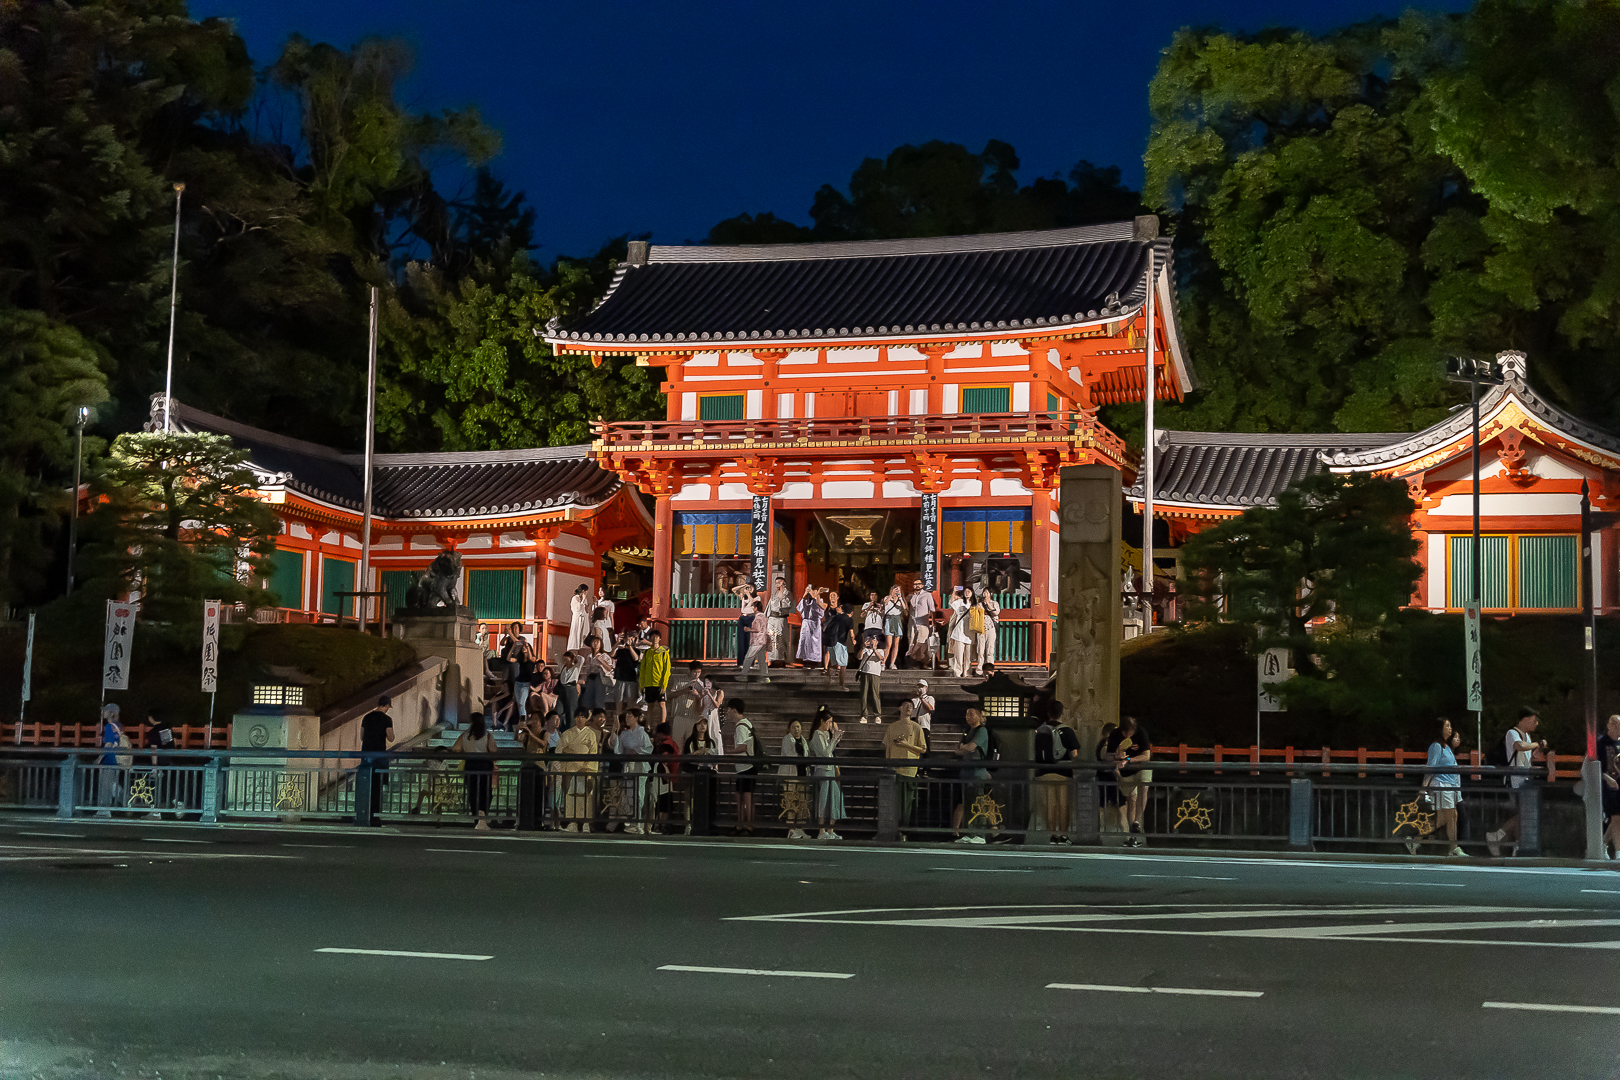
1417;717;1465;857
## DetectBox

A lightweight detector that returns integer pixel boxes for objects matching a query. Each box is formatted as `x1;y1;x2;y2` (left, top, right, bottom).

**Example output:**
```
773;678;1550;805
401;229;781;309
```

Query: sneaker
858;717;869;724
1055;836;1071;845
788;828;807;839
1486;829;1503;857
145;812;161;821
967;835;986;845
563;823;578;832
582;824;593;833
1404;839;1419;855
95;809;112;819
1449;846;1467;857
1049;835;1065;844
822;831;842;841
474;819;491;832
954;835;973;843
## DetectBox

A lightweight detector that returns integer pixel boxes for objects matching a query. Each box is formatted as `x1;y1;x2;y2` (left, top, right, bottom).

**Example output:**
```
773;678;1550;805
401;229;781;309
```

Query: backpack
968;605;986;634
1487;730;1516;769
983;725;1000;762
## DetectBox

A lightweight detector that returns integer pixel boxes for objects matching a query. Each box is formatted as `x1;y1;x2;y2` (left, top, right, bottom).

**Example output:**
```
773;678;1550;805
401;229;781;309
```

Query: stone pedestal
230;704;320;817
1055;464;1122;759
394;607;484;726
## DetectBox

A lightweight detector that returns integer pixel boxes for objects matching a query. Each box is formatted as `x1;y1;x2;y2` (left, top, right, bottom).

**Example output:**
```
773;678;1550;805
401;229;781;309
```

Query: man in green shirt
638;629;672;730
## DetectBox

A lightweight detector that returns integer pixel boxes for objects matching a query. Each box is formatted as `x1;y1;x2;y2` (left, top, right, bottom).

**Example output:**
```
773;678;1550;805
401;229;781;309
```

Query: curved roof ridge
651;221;1137;264
370;444;592;468
1159;429;1407;448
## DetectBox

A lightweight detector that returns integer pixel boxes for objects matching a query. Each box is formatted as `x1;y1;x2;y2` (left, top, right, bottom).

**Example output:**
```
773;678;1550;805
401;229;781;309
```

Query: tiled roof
1325;351;1620;469
174;403;619;519
549;221;1171;346
1128;430;1405;509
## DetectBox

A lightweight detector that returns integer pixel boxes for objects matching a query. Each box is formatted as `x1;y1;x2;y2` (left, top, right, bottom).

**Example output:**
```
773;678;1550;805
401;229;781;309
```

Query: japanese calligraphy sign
21;612;34;706
920;493;938;592
101;600;139;691
1258;647;1290;713
201;599;222;693
750;497;771;592
1463;602;1482;711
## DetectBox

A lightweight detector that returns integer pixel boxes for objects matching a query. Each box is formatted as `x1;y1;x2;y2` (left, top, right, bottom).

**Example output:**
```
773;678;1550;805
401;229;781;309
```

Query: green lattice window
1448;534;1576;610
468;568;524;621
265;549;305;609
320;557;356;616
699;394;745;421
381;570;416;616
1517;535;1578;609
961;386;1010;413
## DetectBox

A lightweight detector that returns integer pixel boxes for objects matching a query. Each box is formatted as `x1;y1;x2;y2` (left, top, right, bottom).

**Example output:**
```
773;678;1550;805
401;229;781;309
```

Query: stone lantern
964;670;1043;841
230;674;320;818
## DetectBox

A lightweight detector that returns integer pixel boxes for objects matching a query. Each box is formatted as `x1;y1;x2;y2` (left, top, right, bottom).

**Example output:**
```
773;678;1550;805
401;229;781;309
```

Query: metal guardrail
0;748;1582;856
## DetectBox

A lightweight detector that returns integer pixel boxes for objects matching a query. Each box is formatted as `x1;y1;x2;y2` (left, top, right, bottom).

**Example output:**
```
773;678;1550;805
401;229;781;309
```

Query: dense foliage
1146;0;1620;435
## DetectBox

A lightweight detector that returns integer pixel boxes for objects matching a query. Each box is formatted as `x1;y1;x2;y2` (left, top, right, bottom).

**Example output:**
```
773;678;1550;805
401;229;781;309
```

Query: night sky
202;0;1474;260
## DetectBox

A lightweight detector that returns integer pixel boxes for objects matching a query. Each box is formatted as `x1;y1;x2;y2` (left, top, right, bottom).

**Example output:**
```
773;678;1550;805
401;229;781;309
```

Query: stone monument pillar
1055;463;1122;759
394;607;484;725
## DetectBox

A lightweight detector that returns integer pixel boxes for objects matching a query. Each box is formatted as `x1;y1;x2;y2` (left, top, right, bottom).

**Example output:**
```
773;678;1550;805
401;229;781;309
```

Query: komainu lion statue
404;551;462;610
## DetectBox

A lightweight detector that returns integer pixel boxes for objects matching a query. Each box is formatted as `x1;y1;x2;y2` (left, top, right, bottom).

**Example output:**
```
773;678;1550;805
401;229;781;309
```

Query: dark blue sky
203;0;1472;260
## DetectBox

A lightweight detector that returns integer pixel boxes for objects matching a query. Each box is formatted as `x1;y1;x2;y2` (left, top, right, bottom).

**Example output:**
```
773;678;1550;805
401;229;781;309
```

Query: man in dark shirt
142;710;176;818
822;605;853;688
358;696;394;826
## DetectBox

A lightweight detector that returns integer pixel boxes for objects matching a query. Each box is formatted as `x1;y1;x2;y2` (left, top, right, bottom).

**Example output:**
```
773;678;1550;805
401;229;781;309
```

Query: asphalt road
1;819;1618;1080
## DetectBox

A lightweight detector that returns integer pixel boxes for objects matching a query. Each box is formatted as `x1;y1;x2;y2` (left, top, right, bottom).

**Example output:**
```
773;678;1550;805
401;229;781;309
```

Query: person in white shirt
881;585;907;669
766;578;794;666
728;700;761;835
909;680;936;732
856;632;886;723
566;584;593;651
906;580;937;665
973;591;1001;674
612;708;653;834
1488;707;1547;856
677;662;725;750
946;586;971;677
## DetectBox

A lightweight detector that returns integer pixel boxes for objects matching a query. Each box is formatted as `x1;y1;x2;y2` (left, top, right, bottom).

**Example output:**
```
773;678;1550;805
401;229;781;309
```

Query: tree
1177;472;1420;673
1145;1;1620;436
83;431;280;624
0;310;110;606
381;249;661;450
708;140;1143;244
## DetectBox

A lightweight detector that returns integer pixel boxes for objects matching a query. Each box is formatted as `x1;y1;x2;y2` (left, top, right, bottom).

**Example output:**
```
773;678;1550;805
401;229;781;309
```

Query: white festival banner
201;600;222;693
101;600;139;690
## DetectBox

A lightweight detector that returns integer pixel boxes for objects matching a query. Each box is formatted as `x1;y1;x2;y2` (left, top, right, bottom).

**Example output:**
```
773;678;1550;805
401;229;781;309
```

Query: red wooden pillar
651;495;674;629
1030;489;1054;616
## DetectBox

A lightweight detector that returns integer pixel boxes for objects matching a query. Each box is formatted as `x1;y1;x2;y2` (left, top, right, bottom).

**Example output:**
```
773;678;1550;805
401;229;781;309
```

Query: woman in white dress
947;586;972;677
566;584;592;651
766;578;794;666
809;707;844;840
591;605;614;651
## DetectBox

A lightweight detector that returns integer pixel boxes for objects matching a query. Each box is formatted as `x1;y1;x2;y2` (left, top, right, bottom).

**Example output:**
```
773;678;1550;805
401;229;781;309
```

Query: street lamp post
65;405;90;596
1445;356;1503;757
162;182;184;431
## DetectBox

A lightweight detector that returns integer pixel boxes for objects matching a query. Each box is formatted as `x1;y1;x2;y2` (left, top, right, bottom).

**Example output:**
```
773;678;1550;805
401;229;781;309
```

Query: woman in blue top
1421;718;1465;857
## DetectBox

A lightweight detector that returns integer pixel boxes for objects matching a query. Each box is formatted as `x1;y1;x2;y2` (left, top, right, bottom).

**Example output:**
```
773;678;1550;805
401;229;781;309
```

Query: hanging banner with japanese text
750;496;771;592
920;493;938;592
101;600;139;690
201;599;222;693
1258;647;1290;713
1463;602;1483;711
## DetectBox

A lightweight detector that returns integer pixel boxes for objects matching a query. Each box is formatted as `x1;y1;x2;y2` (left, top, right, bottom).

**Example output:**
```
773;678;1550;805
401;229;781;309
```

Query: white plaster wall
777;393;794;418
989;477;1033;496
909;389;928;415
672;483;712;502
883;479;920;498
888;346;924;363
746;389;763;419
943;478;982;497
779;482;814;500
945;343;981;359
1432;492;1583;516
1427;532;1446;608
822;481;875;499
681;392;697;421
990;341;1028;356
1012;383;1030;411
887;390;899;415
943;384;958;413
718;483;753;501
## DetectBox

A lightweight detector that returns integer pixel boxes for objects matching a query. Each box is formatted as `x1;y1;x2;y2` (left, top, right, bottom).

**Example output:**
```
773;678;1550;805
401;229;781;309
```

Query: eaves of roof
1129;430;1406;508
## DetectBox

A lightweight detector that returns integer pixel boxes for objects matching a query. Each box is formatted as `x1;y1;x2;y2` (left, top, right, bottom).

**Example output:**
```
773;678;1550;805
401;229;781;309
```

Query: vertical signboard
18;612;34;735
101;600;138;691
750;496;771;592
920;493;939;592
1463;602;1483;712
201;600;222;693
1257;647;1290;712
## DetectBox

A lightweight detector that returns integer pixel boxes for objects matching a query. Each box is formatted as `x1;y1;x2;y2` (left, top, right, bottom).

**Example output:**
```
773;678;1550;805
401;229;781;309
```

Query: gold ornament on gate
778;783;811;821
601;779;627;814
275;774;302;812
968;792;1003;829
1392;798;1436;837
1174;794;1212;831
126;774;155;809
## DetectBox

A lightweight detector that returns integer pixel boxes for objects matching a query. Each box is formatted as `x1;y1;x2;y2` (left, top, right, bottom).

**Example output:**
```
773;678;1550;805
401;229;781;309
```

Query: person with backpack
952;707;992;843
1488;707;1547;856
650;720;681;834
1034;700;1081;844
727;700;762;835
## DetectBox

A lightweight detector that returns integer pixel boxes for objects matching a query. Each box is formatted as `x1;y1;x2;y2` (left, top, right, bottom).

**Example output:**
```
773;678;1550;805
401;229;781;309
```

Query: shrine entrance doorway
778;508;921;609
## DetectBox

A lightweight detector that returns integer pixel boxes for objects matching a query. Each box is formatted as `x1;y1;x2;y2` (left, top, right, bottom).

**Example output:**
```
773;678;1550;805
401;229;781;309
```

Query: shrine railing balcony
590;410;1133;466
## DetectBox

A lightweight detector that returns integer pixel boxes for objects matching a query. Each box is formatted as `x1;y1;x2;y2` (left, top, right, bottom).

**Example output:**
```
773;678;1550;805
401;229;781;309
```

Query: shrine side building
547;218;1195;665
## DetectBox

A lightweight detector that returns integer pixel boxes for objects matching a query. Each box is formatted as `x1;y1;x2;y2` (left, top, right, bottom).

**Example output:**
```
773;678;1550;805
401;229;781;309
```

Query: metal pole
1142;247;1156;629
1582;480;1597;758
66;407;87;595
359;286;379;631
1471;374;1482;755
162;183;184;431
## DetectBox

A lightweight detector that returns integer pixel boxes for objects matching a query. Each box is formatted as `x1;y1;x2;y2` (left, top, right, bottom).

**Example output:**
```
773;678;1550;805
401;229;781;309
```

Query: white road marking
316;948;491;961
1484;1001;1620;1016
932;867;1035;873
17;832;85;839
282;844;355;849
142;837;211;844
424;848;505;855
1361;881;1466;888
1581;889;1620;895
584;854;667;860
658;965;853;979
1131;874;1236;881
1048;983;1262;998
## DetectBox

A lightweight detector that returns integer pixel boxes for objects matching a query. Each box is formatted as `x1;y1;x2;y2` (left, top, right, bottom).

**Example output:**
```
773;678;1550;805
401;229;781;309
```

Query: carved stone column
1055;463;1122;758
